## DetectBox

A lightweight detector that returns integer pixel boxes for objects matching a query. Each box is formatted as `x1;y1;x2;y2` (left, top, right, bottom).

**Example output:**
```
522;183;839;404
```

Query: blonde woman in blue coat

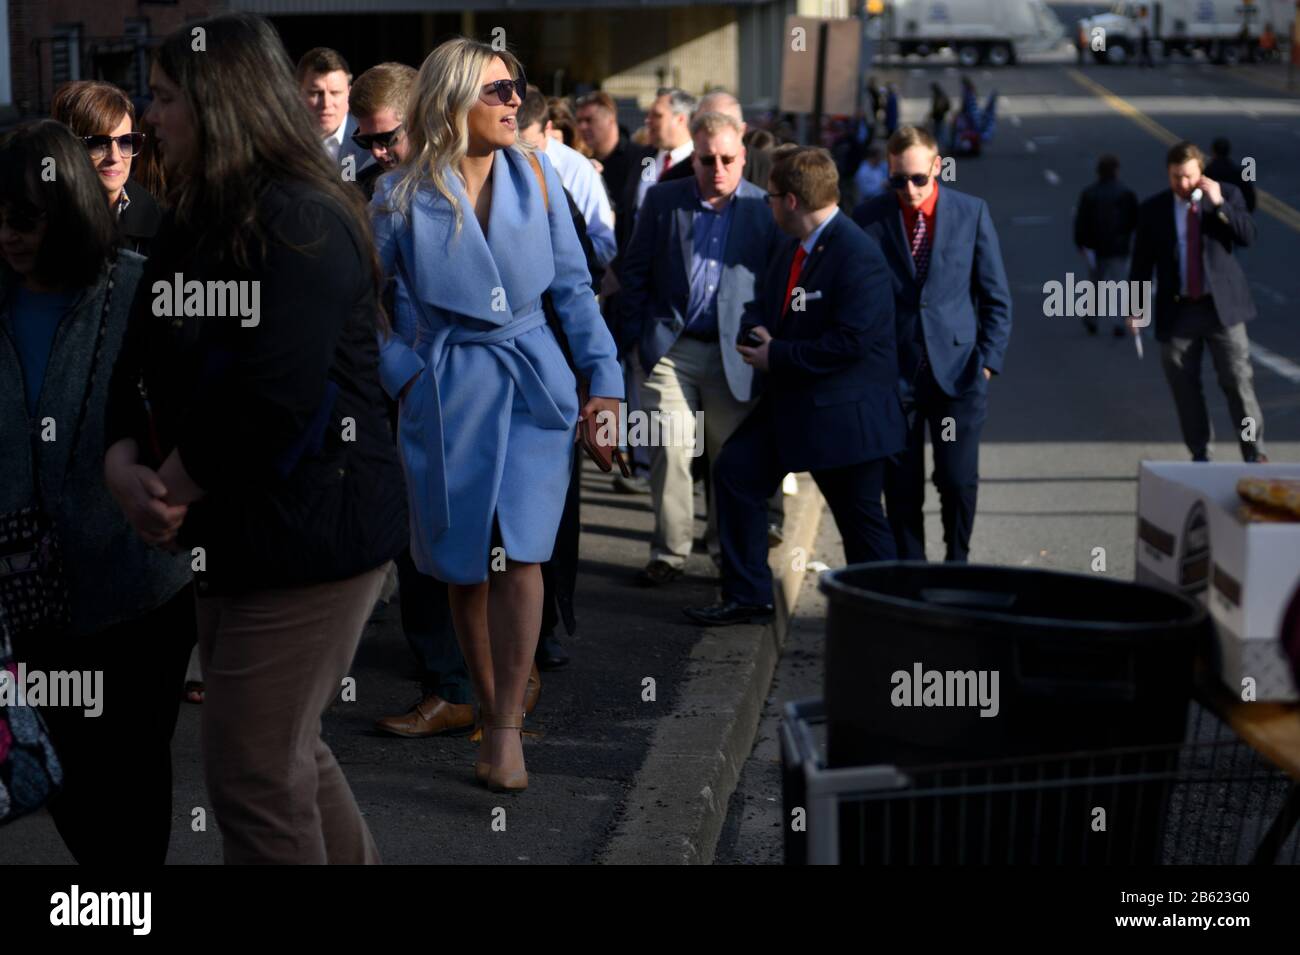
373;38;623;793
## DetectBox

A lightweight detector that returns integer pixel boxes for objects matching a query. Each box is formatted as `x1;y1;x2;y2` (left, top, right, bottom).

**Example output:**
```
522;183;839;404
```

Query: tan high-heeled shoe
474;705;492;784
486;712;528;793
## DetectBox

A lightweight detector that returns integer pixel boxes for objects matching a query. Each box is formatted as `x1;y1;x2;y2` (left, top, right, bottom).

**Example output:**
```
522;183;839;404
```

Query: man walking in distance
1073;154;1138;336
685;146;904;626
1129;141;1268;463
853;126;1012;563
619;111;780;585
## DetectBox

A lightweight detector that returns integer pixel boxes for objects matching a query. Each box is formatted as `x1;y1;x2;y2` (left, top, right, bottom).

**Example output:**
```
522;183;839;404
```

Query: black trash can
819;563;1211;865
820;563;1210;769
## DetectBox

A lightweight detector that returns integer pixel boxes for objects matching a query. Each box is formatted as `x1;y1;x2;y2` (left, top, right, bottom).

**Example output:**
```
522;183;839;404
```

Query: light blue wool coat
373;147;623;584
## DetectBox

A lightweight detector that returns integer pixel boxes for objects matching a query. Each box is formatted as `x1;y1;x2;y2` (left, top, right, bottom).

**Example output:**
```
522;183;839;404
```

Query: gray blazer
618;176;781;403
0;253;191;637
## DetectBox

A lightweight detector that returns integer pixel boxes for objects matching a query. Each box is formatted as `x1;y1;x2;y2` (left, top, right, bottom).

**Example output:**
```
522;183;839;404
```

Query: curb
599;476;825;865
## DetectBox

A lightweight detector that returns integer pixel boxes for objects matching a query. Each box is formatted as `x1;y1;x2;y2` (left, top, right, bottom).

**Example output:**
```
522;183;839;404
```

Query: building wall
8;0;216;115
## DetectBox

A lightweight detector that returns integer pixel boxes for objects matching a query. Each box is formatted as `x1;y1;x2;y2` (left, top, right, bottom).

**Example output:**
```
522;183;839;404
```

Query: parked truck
1079;0;1296;65
884;0;1067;67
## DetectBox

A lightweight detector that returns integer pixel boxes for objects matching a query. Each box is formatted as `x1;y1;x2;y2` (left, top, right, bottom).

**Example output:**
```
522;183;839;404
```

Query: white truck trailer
885;0;1068;67
1079;0;1296;65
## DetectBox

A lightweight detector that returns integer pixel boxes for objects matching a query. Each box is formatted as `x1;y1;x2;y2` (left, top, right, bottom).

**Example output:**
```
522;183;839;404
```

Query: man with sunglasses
619;111;780;587
853;126;1012;564
348;62;416;200
295;47;373;180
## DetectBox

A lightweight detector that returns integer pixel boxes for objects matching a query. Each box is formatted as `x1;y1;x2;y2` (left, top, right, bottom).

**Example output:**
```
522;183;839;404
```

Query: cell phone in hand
737;326;764;348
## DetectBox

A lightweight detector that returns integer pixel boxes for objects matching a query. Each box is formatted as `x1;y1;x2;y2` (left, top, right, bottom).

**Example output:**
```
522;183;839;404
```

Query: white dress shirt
323;119;347;164
541;138;618;268
635;141;694;211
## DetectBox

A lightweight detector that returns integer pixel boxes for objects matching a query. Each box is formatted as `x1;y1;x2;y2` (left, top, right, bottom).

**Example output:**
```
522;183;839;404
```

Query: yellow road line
1066;68;1300;234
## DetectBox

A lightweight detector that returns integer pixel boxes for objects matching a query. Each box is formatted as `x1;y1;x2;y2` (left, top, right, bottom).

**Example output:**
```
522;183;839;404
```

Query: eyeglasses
765;191;787;203
0;209;47;233
81;132;146;161
696;153;739;168
480;77;527;106
888;173;932;190
352;125;404;151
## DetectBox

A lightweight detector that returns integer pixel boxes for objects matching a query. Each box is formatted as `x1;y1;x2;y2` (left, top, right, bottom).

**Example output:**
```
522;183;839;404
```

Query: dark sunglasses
888;173;932;190
82;132;146;160
352;125;404;151
696;153;739;168
0;208;47;233
481;76;527;106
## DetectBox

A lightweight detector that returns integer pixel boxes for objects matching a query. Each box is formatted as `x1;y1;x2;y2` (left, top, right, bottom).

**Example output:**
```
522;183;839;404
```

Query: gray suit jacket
619;176;780;402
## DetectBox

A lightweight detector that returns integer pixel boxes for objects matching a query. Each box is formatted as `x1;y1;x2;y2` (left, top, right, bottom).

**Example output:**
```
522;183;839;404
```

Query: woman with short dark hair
105;13;407;864
51;80;162;256
0;119;194;863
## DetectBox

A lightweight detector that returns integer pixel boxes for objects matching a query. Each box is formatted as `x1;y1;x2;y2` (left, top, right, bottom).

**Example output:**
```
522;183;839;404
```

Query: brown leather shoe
374;693;475;738
525;663;541;715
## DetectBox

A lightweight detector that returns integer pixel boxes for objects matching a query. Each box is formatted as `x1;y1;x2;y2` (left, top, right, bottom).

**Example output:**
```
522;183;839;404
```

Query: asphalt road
718;56;1300;863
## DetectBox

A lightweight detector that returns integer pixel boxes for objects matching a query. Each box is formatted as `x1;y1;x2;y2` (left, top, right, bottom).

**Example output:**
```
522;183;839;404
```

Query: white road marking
1045;170;1061;185
1009;113;1022;127
1251;342;1300;384
1026;140;1038;153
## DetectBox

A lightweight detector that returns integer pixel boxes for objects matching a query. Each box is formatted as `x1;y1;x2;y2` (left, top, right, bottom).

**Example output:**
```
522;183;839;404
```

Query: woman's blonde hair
388;36;525;232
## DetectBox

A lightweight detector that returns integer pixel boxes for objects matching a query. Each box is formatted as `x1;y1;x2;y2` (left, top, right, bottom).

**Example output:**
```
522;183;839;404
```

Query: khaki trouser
640;336;754;568
197;566;386;865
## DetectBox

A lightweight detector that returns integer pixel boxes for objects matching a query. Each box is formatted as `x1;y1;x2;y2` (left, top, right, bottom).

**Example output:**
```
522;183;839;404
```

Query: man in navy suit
619;111;781;586
1128;141;1267;463
854;126;1012;563
685;146;905;626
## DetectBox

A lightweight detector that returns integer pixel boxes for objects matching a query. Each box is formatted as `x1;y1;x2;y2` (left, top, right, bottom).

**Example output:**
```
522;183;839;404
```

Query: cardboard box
1136;462;1300;702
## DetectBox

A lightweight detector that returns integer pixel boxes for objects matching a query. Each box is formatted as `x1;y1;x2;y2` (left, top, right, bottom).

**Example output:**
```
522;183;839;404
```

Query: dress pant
1086;255;1130;331
715;400;895;607
12;584;196;864
541;444;583;639
1159;300;1266;462
197;566;386;865
640;336;754;569
394;548;471;703
885;362;989;563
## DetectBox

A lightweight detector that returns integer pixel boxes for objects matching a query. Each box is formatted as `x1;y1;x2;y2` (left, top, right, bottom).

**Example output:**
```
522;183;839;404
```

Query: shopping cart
782;698;1300;865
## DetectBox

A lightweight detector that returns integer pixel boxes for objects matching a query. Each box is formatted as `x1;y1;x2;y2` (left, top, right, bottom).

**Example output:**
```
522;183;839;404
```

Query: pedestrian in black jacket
104;13;406;864
1205;137;1257;214
1073;154;1139;335
51;80;163;257
1128;141;1267;463
0;120;194;863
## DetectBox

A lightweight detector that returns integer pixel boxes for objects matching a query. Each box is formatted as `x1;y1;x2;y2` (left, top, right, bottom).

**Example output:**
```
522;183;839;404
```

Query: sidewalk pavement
0;460;820;865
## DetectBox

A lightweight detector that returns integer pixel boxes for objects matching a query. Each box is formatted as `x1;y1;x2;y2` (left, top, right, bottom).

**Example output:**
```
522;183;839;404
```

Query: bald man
660;89;770;188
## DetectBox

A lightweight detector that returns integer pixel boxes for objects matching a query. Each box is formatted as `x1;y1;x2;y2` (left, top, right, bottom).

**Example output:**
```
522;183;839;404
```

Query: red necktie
660;153;672;179
1186;203;1202;299
782;245;808;317
910;211;931;284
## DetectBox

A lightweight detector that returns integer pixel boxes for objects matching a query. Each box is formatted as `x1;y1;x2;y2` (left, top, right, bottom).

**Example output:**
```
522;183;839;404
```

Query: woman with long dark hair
376;39;622;794
50;81;162;256
105;13;406;863
0;120;194;863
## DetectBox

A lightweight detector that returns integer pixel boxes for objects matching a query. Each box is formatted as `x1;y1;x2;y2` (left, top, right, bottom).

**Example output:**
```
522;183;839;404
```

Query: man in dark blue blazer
853;126;1012;563
619;111;782;586
1128;141;1267;463
685;146;905;626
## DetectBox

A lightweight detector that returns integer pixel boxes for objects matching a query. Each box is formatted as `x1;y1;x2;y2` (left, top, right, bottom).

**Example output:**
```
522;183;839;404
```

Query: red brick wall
9;0;217;115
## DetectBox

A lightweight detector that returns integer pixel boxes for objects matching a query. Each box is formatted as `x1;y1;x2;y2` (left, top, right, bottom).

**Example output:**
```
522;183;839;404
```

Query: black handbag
0;609;64;825
0;266;115;639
